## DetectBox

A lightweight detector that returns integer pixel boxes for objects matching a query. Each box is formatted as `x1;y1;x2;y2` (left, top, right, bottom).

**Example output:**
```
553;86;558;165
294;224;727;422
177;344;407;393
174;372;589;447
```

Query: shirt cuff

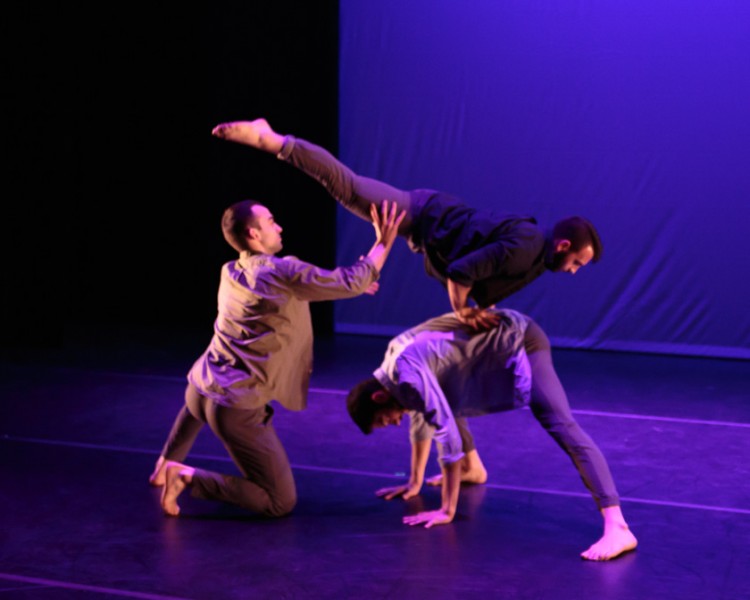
438;450;465;467
445;265;473;287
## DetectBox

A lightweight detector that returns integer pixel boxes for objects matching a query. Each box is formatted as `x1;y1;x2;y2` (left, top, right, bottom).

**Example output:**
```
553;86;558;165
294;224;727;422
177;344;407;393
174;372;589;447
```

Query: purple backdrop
333;0;750;359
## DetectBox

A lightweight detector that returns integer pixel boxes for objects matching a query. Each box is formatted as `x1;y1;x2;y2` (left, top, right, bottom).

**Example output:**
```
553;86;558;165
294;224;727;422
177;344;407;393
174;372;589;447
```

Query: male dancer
346;308;638;561
211;117;603;488
211;119;602;330
150;198;404;517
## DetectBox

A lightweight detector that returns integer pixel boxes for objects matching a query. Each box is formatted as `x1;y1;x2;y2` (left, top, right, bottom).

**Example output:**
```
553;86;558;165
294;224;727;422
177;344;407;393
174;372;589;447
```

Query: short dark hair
221;199;263;252
552;216;603;262
346;377;385;435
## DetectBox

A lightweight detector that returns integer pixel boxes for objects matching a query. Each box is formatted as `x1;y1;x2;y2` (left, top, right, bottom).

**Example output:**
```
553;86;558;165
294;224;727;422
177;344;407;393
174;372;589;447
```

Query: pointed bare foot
148;455;167;487
211;119;284;153
580;525;638;561
160;462;195;517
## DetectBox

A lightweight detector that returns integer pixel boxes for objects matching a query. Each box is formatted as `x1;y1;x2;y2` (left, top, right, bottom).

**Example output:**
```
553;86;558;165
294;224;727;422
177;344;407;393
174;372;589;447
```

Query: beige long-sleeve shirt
188;251;378;411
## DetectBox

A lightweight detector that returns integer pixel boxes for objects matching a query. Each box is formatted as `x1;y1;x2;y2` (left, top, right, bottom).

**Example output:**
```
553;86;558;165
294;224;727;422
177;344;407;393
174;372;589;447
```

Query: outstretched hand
403;509;454;529
371;200;406;250
375;482;422;501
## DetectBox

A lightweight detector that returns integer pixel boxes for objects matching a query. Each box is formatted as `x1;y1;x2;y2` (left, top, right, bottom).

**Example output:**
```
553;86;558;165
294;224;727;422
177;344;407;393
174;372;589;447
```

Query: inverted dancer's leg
212;119;415;235
212;118;284;153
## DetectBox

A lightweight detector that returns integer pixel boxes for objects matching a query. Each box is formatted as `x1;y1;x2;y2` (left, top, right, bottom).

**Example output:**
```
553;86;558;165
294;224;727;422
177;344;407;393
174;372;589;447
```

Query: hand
455;307;501;331
448;279;498;331
403;509;454;528
370;200;406;250
363;281;380;295
375;482;422;500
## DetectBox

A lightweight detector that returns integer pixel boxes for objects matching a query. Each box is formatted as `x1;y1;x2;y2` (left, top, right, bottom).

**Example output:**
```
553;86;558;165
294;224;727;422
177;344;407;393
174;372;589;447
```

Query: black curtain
3;2;339;354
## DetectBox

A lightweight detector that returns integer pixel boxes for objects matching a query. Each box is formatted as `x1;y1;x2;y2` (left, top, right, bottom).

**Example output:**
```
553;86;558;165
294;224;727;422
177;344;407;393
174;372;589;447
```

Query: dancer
150;198;405;518
211;118;604;486
346;308;638;561
211;118;602;331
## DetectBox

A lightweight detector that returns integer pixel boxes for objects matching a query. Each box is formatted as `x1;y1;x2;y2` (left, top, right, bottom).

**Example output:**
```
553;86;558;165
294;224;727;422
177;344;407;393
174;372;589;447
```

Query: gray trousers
456;319;620;510
279;135;421;239
158;384;296;517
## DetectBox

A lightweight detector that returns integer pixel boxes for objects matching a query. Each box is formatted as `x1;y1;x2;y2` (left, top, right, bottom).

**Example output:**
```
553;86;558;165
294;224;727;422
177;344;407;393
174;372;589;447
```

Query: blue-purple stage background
333;0;749;359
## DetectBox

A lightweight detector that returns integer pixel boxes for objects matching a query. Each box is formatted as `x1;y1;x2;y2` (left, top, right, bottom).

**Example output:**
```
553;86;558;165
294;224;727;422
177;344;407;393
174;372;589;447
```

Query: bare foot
160;462;195;517
425;467;488;487
425;473;443;486
211;119;284;154
148;455;167;487
580;525;638;561
426;450;488;486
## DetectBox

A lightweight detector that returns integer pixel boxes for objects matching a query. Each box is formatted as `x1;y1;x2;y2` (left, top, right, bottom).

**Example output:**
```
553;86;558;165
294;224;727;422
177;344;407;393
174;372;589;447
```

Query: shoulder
243;253;308;272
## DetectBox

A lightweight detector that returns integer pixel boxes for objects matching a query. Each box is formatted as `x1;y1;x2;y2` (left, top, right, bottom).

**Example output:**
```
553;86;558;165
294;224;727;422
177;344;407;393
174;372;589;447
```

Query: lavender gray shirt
188;251;378;410
374;309;532;465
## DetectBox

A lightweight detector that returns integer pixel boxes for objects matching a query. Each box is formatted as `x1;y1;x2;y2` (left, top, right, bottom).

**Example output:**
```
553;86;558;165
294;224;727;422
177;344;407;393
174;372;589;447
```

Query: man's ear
371;389;390;404
554;238;572;253
247;226;260;241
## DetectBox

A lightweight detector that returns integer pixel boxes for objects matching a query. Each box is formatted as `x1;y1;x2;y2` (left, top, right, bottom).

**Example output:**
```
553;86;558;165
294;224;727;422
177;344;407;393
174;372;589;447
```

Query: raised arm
285;199;405;301
364;200;406;273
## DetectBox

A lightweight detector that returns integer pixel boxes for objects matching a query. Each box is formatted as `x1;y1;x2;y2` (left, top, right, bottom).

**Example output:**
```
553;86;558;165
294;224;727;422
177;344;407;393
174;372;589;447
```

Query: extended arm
287;199;405;301
403;459;461;528
364;200;406;273
391;346;465;527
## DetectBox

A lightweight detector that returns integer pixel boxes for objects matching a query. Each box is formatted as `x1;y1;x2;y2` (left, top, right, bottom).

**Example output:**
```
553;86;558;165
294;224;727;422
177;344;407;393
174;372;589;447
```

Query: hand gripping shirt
188;251;378;410
373;309;532;466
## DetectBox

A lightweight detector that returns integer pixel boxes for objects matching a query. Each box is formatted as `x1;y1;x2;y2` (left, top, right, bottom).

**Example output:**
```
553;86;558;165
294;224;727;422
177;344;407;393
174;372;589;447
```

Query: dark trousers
457;319;620;510
279;135;420;239
158;384;297;517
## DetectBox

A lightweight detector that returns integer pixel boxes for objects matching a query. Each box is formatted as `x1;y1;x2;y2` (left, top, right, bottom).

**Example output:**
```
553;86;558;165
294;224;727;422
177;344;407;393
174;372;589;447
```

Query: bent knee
265;491;297;518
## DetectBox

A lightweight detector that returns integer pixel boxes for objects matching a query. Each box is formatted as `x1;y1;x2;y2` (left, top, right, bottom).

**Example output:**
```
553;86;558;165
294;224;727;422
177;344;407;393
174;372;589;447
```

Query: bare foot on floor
580;525;638;561
425;468;488;486
426;449;488;486
148;456;167;487
211;119;284;154
160;462;195;517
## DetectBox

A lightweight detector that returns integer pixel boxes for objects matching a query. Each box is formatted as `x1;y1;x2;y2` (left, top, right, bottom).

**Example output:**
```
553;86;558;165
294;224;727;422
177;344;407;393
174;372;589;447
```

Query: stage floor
1;331;748;600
